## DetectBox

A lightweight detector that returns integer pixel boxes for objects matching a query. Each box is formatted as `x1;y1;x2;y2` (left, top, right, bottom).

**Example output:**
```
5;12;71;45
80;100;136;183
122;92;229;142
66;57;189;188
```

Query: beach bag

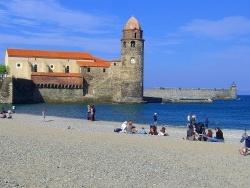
114;128;122;133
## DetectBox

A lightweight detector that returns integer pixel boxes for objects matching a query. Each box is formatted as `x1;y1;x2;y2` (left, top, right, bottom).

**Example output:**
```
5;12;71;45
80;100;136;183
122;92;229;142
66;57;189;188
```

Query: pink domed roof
124;16;141;30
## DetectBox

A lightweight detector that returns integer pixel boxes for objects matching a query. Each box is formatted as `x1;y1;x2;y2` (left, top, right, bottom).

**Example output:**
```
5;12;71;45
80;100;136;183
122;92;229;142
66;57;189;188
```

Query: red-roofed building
4;16;145;103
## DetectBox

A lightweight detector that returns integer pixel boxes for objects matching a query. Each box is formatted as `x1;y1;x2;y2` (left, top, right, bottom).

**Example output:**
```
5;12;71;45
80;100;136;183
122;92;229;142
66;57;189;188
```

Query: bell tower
115;16;144;103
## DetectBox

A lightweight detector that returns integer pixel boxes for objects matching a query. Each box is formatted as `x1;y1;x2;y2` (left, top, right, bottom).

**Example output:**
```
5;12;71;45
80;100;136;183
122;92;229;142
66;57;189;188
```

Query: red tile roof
7;48;94;60
77;60;110;67
7;48;112;68
31;72;83;77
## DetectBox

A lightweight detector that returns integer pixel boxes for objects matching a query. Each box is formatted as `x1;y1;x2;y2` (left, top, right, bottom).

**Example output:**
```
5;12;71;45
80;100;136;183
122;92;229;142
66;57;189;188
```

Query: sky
0;0;250;94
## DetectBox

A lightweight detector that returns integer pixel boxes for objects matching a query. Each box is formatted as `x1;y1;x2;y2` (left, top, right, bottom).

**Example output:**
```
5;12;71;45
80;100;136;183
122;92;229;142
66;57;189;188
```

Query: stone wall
33;87;84;103
0;77;12;104
144;87;237;101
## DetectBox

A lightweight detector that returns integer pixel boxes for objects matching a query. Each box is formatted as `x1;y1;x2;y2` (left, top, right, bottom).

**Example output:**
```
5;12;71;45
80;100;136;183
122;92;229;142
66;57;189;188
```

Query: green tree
0;64;10;75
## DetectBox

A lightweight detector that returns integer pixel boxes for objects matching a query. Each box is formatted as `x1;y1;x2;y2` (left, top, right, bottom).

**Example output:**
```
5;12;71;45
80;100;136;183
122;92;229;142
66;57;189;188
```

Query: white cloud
0;33;120;54
0;0;121;57
181;16;250;40
0;0;119;34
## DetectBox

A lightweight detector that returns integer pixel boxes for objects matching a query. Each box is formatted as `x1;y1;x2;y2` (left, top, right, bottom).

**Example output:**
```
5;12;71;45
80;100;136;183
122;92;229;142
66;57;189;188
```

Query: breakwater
144;85;237;103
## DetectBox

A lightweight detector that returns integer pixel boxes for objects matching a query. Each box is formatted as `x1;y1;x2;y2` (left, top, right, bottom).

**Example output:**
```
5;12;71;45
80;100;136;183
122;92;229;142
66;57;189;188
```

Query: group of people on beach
114;112;225;142
114;112;169;136
114;120;170;136
185;113;224;142
0;107;13;119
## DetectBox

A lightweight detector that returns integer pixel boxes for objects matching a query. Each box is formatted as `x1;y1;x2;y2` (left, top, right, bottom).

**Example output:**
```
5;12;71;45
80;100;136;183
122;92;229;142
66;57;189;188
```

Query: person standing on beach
153;113;158;124
90;105;96;121
12;106;15;113
42;109;46;121
187;114;191;125
87;105;91;120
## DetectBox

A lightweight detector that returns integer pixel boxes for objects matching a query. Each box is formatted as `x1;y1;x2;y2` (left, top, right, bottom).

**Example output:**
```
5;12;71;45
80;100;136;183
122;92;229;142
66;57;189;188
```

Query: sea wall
143;87;237;101
33;87;84;103
0;77;237;104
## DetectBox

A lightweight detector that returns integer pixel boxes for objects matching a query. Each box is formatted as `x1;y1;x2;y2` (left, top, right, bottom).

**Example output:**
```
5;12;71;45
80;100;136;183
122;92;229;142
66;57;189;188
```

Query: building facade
4;16;145;103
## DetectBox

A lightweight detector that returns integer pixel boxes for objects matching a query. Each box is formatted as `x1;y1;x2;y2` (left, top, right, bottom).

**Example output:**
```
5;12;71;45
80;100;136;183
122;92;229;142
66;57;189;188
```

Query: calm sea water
2;95;250;130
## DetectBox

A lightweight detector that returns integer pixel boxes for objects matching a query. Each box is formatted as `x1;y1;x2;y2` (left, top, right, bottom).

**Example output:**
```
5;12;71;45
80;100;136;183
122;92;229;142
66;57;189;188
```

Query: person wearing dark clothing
153;113;157;124
207;127;224;142
215;127;224;140
149;124;158;135
90;105;96;121
186;125;195;140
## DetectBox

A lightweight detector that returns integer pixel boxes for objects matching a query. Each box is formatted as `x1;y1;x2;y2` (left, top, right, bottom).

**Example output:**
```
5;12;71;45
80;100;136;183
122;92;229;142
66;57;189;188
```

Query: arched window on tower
134;32;137;38
33;64;37;72
131;41;135;47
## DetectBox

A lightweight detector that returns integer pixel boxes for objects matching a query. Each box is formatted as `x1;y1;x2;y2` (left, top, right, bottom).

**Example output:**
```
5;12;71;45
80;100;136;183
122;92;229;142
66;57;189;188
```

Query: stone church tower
114;16;145;103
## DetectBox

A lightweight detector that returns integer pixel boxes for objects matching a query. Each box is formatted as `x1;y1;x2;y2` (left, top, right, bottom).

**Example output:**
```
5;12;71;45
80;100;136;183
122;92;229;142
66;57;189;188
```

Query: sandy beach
0;113;249;188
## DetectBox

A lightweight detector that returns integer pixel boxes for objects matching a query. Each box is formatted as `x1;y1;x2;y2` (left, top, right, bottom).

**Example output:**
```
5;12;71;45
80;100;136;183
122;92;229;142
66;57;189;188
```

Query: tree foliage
0;64;10;75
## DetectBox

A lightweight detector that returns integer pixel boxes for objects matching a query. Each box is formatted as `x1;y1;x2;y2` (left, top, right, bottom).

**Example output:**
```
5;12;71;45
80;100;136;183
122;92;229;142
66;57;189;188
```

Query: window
33;64;37;72
130;57;136;64
131;41;135;47
114;63;116;66
16;62;22;68
134;32;137;38
50;65;54;69
103;68;106;73
87;67;90;72
65;66;70;73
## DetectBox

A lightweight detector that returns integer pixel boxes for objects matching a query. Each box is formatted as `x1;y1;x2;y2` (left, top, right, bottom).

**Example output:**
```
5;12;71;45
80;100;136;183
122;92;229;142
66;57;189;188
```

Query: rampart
0;77;237;104
144;86;237;102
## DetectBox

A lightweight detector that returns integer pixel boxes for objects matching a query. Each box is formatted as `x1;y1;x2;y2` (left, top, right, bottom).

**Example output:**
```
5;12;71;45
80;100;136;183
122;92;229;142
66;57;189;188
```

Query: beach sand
0;113;249;188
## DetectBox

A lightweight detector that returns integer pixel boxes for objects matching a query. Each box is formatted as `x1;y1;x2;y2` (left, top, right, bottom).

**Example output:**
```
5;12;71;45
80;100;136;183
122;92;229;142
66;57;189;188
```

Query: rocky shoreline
0;113;249;187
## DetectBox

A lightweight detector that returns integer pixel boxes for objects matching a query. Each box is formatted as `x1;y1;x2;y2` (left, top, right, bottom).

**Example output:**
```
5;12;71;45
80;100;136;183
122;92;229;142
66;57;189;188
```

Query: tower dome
124;16;141;30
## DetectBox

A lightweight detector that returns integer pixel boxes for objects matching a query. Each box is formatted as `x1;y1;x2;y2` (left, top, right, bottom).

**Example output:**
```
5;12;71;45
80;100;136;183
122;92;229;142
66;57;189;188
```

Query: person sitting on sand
126;122;136;134
0;113;6;118
206;129;213;138
121;121;127;133
6;110;12;119
207;127;224;142
239;146;248;156
185;125;196;140
149;124;158;135
139;127;147;134
158;127;169;136
239;131;250;156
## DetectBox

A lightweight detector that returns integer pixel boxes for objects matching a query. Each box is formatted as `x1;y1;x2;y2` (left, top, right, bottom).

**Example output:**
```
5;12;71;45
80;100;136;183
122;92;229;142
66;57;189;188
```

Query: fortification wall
1;77;237;104
144;87;237;100
33;88;84;103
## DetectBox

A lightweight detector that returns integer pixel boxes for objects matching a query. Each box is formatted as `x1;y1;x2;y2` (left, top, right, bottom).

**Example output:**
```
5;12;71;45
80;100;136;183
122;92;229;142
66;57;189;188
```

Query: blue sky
0;0;250;94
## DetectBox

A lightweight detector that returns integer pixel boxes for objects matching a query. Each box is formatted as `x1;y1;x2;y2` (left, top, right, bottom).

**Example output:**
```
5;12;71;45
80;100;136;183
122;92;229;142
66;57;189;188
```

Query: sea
1;95;250;131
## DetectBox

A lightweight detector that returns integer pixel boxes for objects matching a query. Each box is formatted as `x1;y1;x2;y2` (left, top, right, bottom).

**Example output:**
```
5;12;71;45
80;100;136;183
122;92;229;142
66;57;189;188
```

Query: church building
4;16;145;103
